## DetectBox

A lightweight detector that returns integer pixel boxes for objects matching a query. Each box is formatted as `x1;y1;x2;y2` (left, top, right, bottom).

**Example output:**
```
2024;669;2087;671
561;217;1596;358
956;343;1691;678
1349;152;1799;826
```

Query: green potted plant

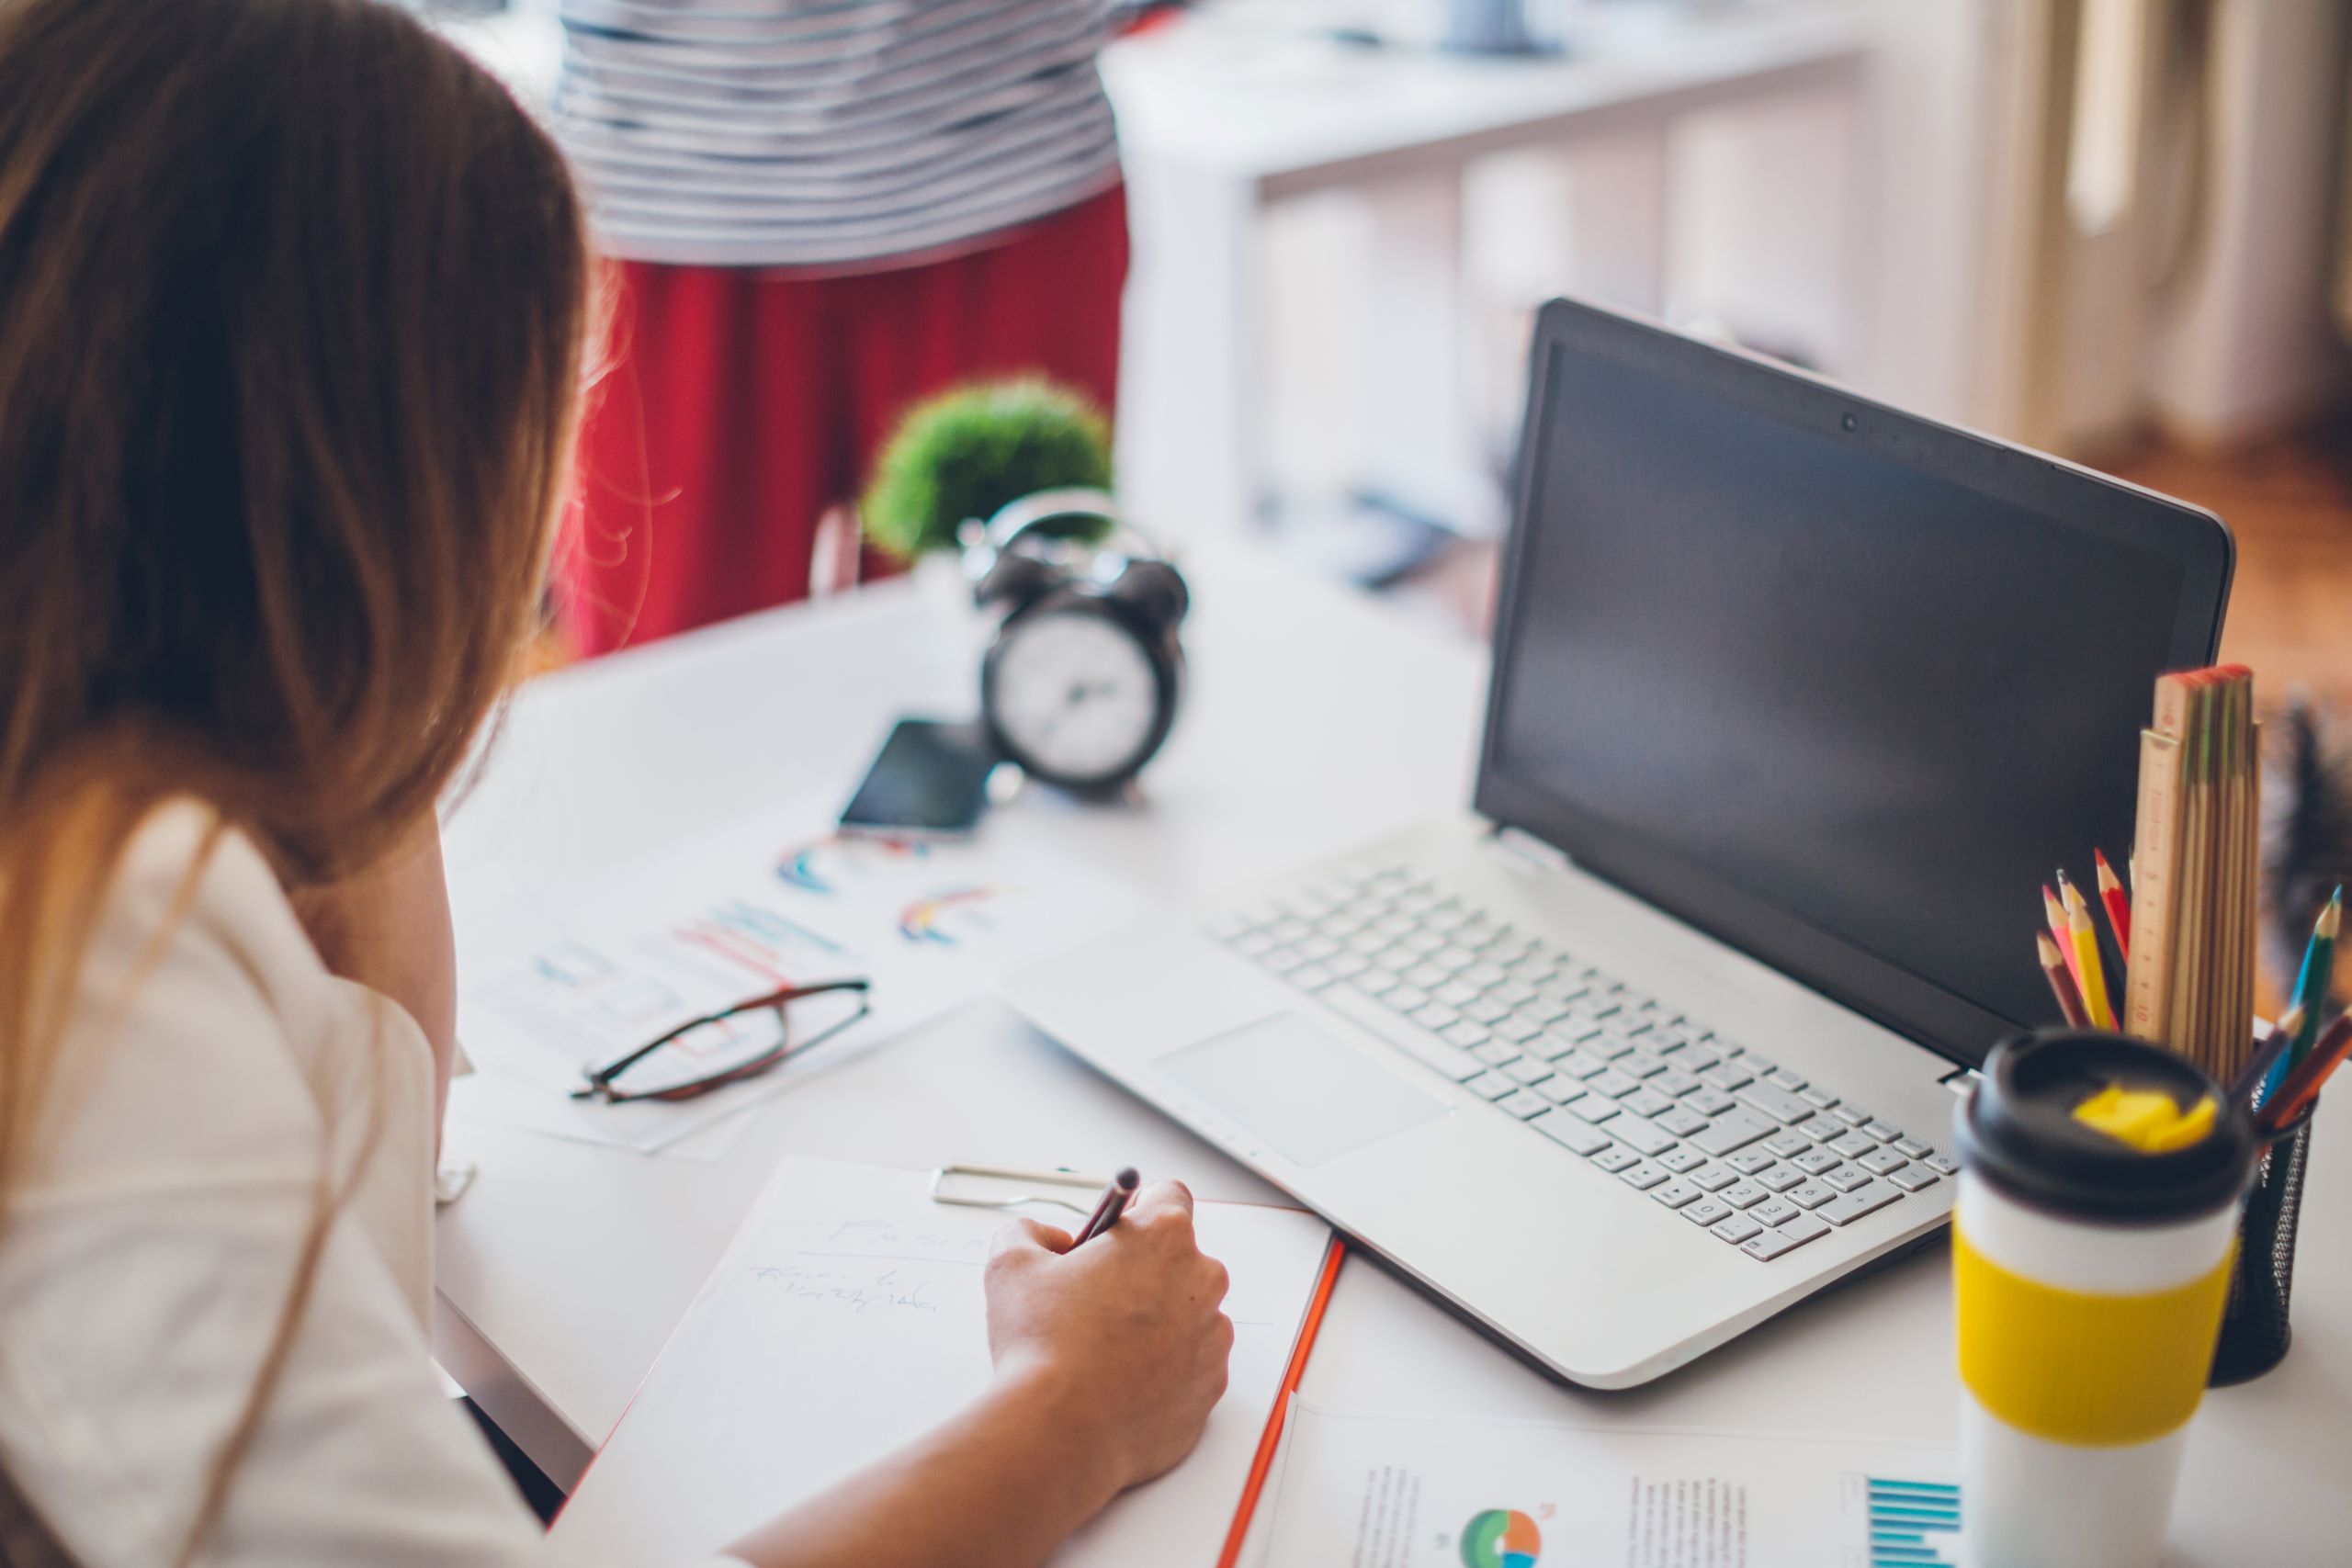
861;378;1114;565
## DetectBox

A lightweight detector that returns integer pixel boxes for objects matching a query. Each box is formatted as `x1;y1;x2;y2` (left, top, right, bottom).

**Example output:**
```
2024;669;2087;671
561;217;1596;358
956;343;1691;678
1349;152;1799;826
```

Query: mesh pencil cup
1951;1031;2258;1568
2209;1093;2317;1385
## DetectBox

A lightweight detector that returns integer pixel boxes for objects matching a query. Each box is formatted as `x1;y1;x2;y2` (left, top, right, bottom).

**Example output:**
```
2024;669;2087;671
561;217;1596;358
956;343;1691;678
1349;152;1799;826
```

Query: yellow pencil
2061;874;2115;1030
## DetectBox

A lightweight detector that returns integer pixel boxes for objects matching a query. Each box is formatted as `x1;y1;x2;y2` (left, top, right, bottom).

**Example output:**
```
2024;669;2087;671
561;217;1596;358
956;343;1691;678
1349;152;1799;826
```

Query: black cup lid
1954;1030;2258;1222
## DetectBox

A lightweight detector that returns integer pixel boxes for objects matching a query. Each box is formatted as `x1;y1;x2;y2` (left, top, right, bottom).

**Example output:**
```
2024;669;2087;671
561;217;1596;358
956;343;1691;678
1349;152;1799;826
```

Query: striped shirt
551;0;1123;268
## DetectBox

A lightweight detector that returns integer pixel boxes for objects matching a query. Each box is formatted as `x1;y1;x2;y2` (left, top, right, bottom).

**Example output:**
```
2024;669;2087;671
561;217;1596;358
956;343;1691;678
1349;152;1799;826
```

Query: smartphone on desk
838;718;1000;839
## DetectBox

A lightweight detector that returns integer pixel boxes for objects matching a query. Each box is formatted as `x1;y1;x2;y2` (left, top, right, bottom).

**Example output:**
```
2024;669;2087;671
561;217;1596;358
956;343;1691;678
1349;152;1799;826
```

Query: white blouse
0;803;709;1566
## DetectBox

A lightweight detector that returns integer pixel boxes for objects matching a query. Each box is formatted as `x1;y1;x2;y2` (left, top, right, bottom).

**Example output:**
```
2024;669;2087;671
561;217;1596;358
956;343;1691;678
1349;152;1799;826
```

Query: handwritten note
552;1159;1333;1567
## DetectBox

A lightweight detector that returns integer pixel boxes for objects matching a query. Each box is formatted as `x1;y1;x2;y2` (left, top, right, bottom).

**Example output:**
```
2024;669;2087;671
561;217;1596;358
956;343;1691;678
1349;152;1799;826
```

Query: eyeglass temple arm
576;977;874;1093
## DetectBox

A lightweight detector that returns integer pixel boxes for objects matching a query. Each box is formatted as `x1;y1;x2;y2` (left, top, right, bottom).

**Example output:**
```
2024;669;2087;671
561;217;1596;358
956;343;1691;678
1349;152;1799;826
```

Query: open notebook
550;1158;1337;1566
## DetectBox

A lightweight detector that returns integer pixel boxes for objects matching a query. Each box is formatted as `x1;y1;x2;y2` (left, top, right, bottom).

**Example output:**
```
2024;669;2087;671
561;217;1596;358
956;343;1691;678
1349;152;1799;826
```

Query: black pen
1073;1167;1138;1246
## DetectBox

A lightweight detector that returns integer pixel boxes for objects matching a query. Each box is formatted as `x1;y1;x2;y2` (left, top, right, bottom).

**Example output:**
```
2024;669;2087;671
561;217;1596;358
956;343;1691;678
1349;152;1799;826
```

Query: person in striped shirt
553;0;1132;654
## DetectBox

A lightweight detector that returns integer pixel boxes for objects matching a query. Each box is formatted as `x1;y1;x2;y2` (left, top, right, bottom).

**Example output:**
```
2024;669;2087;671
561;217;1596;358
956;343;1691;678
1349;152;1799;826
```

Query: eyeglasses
571;977;873;1105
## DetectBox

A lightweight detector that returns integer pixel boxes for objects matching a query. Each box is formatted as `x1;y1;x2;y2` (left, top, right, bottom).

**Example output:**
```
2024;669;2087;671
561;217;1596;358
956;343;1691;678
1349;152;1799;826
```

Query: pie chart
1460;1508;1541;1568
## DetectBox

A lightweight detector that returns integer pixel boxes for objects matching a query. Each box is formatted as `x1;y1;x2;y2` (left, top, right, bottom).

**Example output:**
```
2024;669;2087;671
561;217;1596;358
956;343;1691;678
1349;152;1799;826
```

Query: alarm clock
963;489;1187;793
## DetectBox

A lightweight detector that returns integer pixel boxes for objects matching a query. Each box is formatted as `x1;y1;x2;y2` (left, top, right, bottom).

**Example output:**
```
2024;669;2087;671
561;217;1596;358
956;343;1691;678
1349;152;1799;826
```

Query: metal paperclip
929;1163;1109;1217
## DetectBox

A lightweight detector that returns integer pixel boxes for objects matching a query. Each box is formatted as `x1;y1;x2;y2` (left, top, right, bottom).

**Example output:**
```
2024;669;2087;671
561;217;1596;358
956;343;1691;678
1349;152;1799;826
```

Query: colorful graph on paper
1458;1509;1541;1568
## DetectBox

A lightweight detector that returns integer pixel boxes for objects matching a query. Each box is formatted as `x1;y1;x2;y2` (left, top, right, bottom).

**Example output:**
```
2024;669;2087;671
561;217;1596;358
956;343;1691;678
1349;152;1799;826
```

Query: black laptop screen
1478;308;2228;1063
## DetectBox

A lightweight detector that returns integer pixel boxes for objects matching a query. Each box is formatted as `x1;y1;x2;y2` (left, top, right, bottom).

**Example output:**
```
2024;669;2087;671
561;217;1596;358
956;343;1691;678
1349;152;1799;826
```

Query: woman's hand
284;823;460;1133
983;1180;1236;1495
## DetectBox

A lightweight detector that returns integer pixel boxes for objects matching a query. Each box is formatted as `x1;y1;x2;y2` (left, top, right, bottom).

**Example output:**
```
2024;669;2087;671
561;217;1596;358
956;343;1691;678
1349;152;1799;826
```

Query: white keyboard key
1651;1069;1702;1099
1296;936;1342;963
1498;1089;1551;1120
1887;1163;1940;1191
1924;1152;1958;1175
1740;1221;1826;1259
1327;953;1371;980
1589;1145;1641;1174
1753;1163;1804;1192
1351;971;1400;999
1465;1070;1517;1100
1434;979;1482;1008
1680;1196;1736;1227
1619;1050;1668;1079
1797;1086;1839;1109
1536;1076;1586;1105
1831;1103;1870;1126
1701;1064;1755;1092
1586;1068;1640;1099
1765;1069;1807;1092
1404;964;1450;989
1653;1106;1709;1138
1713;1214;1765;1245
1858;1145;1907;1176
1787;1181;1838;1209
1461;964;1509;989
1493;1016;1546;1044
1827;1131;1878;1159
1749;1196;1802;1226
1863;1121;1904;1143
1719;1180;1770;1208
1690;1165;1740;1192
1563;1096;1619;1125
1688;1109;1777;1156
1464;997;1512;1025
1619;1088;1673;1120
1735;1083;1815;1123
1453;1028;1501;1055
1386;985;1431;1012
1814;1181;1902;1225
1502;1057;1554;1087
1550;1048;1611;1078
1532;1112;1611;1156
1291;963;1336;992
1650;1179;1702;1208
1822;1164;1872;1192
1658;1145;1707;1174
1726;1147;1779;1176
1619;1162;1669;1191
1685;1087;1738;1117
1894;1137;1930;1159
1408;1003;1461;1032
1777;1212;1831;1243
1798;1120;1847;1145
1791;1147;1841;1176
1610;1114;1678;1156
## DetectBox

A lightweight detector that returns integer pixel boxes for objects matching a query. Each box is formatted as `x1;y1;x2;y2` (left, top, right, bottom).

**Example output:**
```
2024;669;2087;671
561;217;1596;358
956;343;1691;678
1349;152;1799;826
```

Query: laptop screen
1477;304;2231;1065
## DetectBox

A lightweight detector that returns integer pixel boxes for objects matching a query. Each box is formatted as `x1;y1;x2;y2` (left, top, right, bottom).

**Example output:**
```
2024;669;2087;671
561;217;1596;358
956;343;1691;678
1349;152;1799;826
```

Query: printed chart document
551;1158;1336;1566
447;796;1136;1154
1261;1407;1957;1568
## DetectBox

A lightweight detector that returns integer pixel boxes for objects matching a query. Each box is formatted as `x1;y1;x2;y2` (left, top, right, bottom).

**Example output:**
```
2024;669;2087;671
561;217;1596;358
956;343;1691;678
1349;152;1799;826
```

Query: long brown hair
0;0;592;1550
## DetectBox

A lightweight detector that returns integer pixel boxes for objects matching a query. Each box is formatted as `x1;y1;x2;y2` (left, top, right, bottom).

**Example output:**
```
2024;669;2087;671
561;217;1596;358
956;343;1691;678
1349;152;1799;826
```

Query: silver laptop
1000;299;2233;1388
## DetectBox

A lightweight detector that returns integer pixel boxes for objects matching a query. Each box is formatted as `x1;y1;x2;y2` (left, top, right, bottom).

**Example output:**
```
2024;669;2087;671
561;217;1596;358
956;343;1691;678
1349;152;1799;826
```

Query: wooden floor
2106;414;2352;705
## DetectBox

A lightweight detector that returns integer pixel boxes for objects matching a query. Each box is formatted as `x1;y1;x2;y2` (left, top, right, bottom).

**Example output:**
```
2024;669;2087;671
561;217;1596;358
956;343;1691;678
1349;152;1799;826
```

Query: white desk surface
1102;0;1866;196
437;545;2349;1562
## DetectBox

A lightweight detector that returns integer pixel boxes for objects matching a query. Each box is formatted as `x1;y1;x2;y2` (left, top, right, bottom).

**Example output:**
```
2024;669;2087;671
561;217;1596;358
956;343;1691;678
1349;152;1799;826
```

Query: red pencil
2264;1014;2352;1130
2095;850;2132;964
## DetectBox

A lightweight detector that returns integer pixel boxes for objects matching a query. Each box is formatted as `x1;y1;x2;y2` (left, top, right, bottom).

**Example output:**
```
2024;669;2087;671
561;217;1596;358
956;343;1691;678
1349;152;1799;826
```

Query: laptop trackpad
1153;1013;1450;1168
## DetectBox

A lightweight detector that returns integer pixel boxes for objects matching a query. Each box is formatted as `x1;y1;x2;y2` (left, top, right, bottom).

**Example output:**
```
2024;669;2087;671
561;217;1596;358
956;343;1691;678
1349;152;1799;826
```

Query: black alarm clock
963;489;1187;793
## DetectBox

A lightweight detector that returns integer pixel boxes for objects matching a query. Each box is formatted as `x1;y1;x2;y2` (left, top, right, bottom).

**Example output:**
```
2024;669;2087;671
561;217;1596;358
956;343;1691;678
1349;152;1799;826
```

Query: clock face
986;606;1166;785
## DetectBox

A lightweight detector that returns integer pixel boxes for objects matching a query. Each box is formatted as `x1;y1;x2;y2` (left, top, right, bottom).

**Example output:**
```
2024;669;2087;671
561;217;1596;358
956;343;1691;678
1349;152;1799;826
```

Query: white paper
447;797;1137;1154
549;1158;1335;1566
1261;1406;1959;1568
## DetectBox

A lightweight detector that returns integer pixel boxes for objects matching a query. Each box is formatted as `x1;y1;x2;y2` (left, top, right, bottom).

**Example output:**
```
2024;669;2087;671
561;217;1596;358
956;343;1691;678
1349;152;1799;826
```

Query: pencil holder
2208;1099;2316;1387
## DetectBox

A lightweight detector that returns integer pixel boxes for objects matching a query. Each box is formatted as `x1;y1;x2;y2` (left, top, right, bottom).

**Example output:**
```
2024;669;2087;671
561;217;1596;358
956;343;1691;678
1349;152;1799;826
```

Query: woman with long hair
0;2;1231;1563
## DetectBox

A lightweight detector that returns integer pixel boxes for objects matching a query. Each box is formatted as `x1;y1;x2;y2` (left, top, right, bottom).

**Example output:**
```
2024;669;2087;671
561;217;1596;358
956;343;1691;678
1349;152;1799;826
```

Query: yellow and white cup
1951;1031;2256;1568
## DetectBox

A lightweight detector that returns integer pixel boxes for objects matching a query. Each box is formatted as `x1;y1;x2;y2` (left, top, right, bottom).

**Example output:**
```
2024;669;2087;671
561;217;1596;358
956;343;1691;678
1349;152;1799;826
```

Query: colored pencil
2263;1013;2352;1131
2044;885;2084;995
2230;1012;2297;1107
2038;931;2091;1028
2289;890;2341;1067
2060;874;2116;1029
2094;849;2132;964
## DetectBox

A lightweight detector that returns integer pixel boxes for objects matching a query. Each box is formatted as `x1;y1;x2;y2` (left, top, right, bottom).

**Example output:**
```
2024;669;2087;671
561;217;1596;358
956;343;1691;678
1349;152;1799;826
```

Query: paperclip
928;1163;1108;1217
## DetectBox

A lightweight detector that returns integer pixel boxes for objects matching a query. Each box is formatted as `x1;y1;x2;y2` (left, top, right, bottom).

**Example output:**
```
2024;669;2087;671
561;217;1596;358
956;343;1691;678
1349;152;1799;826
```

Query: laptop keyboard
1207;861;1955;1261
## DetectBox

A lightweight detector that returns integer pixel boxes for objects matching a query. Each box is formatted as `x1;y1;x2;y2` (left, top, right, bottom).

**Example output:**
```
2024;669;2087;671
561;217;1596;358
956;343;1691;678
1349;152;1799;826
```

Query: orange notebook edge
1214;1235;1348;1568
